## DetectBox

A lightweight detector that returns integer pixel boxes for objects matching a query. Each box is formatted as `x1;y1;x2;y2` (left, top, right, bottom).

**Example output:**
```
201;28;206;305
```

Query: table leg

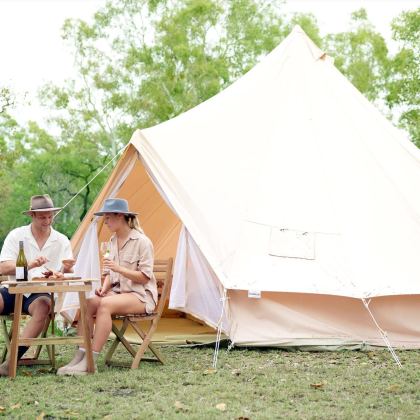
78;291;94;373
9;294;23;378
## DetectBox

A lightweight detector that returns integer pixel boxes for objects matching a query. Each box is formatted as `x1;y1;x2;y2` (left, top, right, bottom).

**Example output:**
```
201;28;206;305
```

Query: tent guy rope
361;298;402;368
212;288;228;369
55;144;129;217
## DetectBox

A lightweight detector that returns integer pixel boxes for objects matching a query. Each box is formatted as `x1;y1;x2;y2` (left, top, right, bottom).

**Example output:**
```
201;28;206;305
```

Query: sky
0;0;418;123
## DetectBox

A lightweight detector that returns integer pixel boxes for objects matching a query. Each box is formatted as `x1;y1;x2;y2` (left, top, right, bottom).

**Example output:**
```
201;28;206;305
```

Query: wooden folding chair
0;292;56;367
105;258;173;369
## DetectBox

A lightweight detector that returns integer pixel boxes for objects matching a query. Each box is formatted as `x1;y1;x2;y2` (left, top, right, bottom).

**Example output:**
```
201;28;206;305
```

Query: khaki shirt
109;229;157;307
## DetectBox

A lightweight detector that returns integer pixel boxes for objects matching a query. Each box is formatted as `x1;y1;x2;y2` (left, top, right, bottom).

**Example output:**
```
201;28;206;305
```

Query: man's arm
0;230;17;275
60;240;75;273
0;260;15;276
0;256;50;275
61;260;75;273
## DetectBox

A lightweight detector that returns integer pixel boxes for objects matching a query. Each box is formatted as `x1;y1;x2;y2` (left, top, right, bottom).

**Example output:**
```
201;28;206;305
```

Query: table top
2;278;96;293
2;278;95;285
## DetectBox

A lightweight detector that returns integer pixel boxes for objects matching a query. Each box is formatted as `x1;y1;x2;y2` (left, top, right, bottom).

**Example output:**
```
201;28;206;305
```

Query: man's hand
29;256;49;270
62;258;76;273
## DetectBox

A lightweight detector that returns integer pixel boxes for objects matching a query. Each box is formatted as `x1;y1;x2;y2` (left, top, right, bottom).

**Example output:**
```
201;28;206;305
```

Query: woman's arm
102;260;150;285
95;274;113;296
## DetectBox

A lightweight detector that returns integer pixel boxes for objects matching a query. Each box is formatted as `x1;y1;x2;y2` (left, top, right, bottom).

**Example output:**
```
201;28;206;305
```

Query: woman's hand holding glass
102;259;121;274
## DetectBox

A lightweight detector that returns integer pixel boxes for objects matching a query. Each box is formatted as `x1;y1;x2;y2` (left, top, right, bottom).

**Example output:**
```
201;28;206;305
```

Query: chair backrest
153;258;173;315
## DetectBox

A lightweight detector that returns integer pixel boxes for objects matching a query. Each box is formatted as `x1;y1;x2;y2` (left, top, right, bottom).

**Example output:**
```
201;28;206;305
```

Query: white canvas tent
65;26;420;349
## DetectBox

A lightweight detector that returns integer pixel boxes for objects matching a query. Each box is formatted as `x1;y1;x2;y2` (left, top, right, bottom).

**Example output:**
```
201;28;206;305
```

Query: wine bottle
16;241;28;281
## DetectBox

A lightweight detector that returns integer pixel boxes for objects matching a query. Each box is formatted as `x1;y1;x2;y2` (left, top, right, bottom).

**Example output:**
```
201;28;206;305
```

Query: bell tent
66;26;420;349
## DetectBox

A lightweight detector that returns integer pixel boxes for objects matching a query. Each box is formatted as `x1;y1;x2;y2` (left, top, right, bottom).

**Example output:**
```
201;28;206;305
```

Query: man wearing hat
0;194;75;376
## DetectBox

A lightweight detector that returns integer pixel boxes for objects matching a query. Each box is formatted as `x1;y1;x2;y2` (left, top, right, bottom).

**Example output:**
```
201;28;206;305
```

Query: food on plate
42;269;54;278
41;269;64;279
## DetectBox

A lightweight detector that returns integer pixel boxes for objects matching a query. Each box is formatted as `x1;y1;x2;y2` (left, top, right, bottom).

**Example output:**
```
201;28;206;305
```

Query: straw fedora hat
22;194;62;216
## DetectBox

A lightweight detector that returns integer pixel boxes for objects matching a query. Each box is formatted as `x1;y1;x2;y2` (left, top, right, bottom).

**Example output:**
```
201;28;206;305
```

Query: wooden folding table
3;278;95;378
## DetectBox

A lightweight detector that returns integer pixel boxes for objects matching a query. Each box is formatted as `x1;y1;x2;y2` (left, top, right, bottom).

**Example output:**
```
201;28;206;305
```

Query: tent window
269;228;315;260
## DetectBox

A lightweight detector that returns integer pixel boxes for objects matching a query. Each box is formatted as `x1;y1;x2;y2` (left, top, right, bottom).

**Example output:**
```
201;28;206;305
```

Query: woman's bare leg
76;295;102;339
92;294;146;353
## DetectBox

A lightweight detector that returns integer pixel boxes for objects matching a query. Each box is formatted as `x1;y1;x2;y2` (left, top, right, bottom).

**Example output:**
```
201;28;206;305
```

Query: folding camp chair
105;258;173;369
0;291;56;367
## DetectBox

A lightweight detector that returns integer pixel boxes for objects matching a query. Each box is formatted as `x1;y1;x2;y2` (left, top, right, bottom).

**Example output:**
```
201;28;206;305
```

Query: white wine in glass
100;241;111;274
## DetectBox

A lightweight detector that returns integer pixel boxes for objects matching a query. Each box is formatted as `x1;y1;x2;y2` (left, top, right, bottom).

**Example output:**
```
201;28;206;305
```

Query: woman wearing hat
58;198;157;375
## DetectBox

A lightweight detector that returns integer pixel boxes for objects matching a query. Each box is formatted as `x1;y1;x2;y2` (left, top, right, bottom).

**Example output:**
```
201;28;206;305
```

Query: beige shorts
143;290;156;314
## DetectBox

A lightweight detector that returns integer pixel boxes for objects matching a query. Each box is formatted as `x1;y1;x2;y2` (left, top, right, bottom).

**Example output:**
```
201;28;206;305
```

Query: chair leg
105;319;137;365
49;310;56;368
130;321;164;364
1;301;57;369
130;319;163;368
45;320;56;368
1;319;12;363
49;295;56;367
147;343;164;363
50;344;56;368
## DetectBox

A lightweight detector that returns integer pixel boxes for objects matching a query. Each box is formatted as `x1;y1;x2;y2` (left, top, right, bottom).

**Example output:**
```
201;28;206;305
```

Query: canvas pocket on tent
268;228;315;260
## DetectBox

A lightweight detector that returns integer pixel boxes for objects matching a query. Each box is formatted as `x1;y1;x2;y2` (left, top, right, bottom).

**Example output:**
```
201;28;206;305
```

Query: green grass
1;341;420;419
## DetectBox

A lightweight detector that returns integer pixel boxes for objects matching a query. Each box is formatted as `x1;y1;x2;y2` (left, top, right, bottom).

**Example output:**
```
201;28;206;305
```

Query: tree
34;0;294;238
0;87;26;246
0;86;110;244
323;8;391;104
0;1;294;244
0;87;21;179
2;1;418;247
386;8;420;146
41;0;290;149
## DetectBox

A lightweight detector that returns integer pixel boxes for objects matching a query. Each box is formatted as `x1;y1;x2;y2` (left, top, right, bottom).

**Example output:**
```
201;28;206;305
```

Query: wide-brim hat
22;194;62;216
94;198;138;216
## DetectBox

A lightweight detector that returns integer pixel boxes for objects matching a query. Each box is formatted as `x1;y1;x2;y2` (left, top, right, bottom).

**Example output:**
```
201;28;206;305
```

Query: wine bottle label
16;267;25;280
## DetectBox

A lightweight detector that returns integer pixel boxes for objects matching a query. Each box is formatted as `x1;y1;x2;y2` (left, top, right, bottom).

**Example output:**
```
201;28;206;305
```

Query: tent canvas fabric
64;26;420;349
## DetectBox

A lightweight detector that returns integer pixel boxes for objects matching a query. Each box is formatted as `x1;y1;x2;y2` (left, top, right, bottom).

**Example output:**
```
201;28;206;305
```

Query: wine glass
100;241;111;275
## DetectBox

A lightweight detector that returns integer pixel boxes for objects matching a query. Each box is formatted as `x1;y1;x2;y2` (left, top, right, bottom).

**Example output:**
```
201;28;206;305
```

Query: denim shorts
0;287;50;315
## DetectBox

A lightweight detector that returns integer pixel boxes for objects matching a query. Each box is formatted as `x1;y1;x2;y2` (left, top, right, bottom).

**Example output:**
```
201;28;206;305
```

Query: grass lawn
1;337;420;419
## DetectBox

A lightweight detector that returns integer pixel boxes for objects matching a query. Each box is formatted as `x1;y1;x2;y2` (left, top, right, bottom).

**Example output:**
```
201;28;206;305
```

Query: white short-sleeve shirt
0;224;73;281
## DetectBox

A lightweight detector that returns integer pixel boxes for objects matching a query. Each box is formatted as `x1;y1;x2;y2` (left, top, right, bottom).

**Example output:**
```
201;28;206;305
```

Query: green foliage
4;122;109;239
0;88;109;243
0;1;419;247
0;88;27;246
0;0;290;245
386;8;420;145
323;8;391;102
284;12;322;46
52;0;287;135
